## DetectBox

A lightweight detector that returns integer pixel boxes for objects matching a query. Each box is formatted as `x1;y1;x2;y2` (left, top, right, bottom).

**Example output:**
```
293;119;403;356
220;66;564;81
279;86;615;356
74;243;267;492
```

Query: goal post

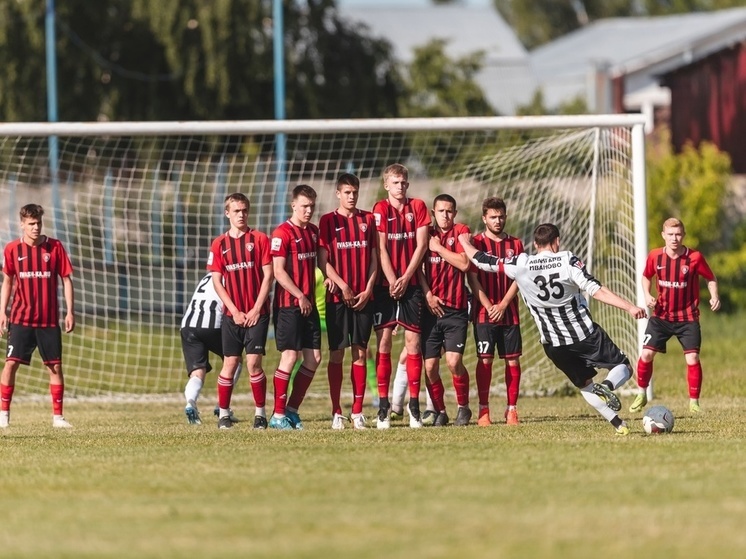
0;115;648;397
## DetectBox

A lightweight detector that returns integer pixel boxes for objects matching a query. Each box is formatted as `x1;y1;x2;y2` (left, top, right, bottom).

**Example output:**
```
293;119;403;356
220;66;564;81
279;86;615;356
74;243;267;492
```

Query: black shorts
373;285;424;332
326;300;374;350
643;316;701;354
421;306;469;359
5;324;62;366
542;324;630;388
180;327;223;375
221;314;270;357
273;306;322;352
473;322;523;359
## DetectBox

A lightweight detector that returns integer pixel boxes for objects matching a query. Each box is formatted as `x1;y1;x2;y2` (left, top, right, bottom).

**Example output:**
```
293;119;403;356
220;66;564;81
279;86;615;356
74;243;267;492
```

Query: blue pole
215;156;227;237
151;165;162;265
104;169;114;264
45;0;63;241
273;0;287;230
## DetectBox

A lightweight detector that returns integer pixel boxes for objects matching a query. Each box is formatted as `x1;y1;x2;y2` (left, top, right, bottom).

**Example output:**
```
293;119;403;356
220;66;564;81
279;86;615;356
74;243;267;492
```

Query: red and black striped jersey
270;220;319;308
644;247;716;322
207;228;271;316
372;197;431;287
471;233;523;325
423;223;471;310
318;209;377;304
2;236;73;328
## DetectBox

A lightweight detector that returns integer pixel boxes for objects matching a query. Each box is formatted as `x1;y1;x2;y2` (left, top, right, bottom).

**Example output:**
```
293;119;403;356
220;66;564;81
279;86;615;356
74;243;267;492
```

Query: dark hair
224;193;250;212
482;197;506;216
534;223;560;247
20;204;44;220
336;173;360;190
433;193;457;210
292;184;317;200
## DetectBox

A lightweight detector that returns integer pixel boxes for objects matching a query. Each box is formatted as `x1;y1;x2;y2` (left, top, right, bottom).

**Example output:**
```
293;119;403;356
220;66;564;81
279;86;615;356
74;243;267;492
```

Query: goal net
0;116;647;398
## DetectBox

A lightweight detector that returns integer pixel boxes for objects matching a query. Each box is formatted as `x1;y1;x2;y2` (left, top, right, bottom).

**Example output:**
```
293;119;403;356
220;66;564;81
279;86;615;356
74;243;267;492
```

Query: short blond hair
662;217;685;233
383;163;408;182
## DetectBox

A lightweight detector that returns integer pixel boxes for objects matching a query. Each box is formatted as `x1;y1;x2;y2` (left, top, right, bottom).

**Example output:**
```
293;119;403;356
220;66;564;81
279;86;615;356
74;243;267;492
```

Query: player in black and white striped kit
180;273;240;424
460;223;646;435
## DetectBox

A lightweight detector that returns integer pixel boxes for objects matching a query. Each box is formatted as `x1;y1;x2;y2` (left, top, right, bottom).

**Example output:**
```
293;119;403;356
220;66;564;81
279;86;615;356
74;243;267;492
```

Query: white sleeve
567;253;601;297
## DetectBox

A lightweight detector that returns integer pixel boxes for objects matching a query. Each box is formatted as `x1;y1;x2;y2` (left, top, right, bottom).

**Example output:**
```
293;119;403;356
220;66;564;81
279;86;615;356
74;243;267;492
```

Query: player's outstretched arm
591;286;646;319
458;233;500;272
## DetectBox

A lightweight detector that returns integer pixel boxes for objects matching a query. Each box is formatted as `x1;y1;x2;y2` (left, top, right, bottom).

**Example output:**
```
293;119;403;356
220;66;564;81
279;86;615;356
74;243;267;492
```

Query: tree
646;127;731;254
398;38;494;118
493;0;744;50
396;38;495;177
0;0;400;122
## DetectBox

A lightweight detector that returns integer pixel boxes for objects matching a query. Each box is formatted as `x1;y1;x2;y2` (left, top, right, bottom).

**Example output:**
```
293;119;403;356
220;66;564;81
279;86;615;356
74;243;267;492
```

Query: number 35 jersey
500;251;602;347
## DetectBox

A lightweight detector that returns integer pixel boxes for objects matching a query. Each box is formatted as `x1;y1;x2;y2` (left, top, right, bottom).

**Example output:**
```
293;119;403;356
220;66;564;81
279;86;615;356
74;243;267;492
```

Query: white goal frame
0;115;648;398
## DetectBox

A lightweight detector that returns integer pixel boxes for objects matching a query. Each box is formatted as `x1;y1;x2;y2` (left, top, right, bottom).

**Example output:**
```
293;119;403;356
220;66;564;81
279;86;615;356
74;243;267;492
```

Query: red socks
687;362;703;399
50;383;64;415
287;365;316;410
637;358;653;388
376;352;392;398
475;361;492;408
249;370;267;408
328;362;344;415
351;362;367;415
1;384;14;411
505;363;521;407
217;375;234;409
406;352;422;398
273;369;291;415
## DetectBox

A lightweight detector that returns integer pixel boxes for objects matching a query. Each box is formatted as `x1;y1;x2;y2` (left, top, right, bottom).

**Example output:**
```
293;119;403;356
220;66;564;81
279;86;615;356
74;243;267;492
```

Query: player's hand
645;294;656;308
340;284;355;306
487;304;503;323
298;294;312;316
245;308;260;328
324;277;338;295
628;305;647;319
351;289;372;311
0;314;7;336
710;297;721;312
64;312;76;333
426;292;444;317
390;277;407;299
428;236;442;253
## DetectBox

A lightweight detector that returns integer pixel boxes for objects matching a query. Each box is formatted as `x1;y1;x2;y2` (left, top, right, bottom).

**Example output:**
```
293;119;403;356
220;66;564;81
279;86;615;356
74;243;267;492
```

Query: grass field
1;313;745;558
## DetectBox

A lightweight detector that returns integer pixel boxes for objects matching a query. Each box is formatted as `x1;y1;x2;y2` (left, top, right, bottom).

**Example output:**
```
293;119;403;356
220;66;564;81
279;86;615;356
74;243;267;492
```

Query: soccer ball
642;405;675;434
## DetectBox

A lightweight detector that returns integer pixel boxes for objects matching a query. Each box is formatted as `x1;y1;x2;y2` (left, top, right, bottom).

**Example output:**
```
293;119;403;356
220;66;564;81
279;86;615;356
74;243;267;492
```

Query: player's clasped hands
351;289;372;311
487;304;504;323
390;276;407;300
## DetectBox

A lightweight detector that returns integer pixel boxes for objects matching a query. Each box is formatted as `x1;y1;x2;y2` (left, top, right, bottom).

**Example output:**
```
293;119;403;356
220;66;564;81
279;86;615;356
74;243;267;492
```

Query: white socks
184;376;203;407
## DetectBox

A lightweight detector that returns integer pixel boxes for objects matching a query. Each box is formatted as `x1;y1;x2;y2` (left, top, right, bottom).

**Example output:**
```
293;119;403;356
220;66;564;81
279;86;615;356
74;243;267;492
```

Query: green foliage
710;247;746;311
646;128;731;254
397;38;496;176
0;0;400;122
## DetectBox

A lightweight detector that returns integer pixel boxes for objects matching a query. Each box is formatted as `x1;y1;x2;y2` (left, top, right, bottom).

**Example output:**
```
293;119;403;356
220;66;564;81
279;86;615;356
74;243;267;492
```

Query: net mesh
0;121;639;396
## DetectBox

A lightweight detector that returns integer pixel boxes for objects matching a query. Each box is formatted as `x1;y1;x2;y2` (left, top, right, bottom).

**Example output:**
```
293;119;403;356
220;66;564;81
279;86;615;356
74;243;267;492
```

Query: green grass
1;310;744;558
1;394;746;559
